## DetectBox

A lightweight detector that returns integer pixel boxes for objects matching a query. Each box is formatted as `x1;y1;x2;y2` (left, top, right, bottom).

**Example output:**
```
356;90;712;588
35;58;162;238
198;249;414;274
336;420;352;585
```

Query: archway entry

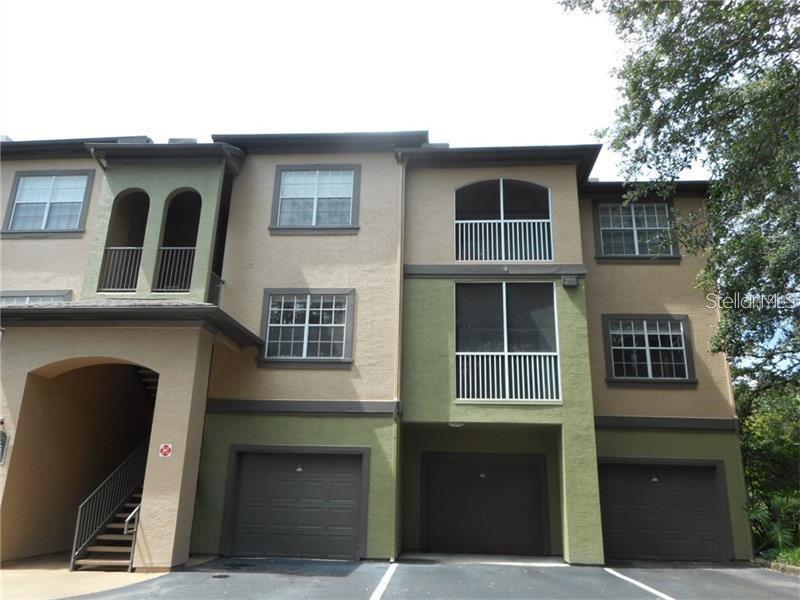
0;359;158;570
154;190;201;292
98;190;150;292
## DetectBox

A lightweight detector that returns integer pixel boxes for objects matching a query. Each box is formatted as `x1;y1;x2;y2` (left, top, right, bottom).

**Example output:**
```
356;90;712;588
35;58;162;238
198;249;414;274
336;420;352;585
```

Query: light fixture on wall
0;418;7;465
448;423;465;428
295;464;303;473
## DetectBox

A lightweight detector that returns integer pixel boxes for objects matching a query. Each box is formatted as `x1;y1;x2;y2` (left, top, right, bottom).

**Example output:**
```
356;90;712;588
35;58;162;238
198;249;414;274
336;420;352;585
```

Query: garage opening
227;450;367;560
599;462;731;562
422;453;548;555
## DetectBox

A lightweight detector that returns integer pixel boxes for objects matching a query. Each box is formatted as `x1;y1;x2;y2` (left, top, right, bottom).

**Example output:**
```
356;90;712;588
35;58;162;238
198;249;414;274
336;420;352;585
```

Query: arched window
98;190;150;291
153;190;201;292
455;179;552;261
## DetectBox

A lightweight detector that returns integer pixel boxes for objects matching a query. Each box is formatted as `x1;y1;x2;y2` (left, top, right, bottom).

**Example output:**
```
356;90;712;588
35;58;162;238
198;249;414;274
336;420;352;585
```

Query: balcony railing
98;247;143;292
455;219;553;261
153;247;195;292
456;352;560;401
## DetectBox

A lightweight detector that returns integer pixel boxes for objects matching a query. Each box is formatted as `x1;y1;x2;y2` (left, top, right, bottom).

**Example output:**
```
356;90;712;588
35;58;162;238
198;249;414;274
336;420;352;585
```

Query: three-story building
0;132;750;571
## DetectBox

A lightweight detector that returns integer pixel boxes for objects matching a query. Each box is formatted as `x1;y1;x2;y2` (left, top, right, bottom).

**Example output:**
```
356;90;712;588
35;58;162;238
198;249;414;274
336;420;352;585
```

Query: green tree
563;0;800;386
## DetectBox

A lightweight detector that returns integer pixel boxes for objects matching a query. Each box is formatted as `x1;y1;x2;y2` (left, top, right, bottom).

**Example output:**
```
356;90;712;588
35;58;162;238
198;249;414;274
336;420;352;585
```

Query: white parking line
604;567;677;600
369;562;399;600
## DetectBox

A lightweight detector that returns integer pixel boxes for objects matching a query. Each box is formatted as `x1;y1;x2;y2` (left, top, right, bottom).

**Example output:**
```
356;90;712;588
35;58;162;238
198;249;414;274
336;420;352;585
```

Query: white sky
0;1;702;181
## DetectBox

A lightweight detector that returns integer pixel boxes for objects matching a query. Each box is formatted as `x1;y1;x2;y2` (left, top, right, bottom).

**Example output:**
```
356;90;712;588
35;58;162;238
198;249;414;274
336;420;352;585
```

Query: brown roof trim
397;144;602;183
86;142;246;172
0;304;262;346
595;416;738;432
211;130;429;153
0;136;152;160
580;180;709;197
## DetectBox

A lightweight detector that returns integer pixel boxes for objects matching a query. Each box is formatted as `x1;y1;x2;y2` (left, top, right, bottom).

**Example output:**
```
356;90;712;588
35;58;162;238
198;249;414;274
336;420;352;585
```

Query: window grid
8;175;88;231
266;293;348;359
0;294;68;306
609;318;689;379
598;203;674;256
277;170;354;227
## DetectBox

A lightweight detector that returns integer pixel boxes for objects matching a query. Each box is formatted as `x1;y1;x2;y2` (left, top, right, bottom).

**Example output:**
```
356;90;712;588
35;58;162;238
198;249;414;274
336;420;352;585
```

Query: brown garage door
424;454;548;555
231;452;363;559
599;463;728;561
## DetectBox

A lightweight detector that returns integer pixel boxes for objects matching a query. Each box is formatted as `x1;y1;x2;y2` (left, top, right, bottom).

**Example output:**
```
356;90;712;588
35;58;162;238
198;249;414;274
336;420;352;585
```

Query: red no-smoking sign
159;443;173;458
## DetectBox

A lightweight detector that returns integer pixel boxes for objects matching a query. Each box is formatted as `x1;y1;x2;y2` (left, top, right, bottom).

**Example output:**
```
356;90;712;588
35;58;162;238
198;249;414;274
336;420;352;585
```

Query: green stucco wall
83;162;225;301
190;413;399;559
401;424;563;555
400;278;604;564
595;429;753;560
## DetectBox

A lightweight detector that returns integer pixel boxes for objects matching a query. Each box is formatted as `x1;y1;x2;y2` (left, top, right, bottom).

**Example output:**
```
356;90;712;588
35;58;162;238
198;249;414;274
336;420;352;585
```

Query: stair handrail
70;439;149;571
123;504;142;572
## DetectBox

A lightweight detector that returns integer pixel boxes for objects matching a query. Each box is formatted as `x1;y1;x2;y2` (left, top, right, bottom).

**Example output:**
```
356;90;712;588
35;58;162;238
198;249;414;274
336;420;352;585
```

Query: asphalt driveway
73;556;798;600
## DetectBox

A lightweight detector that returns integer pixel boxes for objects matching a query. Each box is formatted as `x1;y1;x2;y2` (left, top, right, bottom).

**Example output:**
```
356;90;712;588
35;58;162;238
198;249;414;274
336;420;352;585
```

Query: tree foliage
563;0;800;386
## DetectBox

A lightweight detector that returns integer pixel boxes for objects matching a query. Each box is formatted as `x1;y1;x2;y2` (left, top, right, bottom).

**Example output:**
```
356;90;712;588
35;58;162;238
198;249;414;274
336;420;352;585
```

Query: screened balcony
455;179;552;261
153;191;200;292
455;282;560;402
98;191;149;292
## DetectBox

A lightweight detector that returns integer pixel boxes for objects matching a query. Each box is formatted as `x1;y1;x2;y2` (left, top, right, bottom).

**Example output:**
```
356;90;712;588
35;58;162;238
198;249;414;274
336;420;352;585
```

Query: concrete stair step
96;534;133;541
75;558;130;567
86;546;133;553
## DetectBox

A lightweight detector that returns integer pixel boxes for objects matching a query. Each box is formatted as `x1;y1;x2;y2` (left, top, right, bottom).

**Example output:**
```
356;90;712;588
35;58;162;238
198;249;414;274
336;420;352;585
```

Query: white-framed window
6;173;91;232
606;316;694;380
0;291;71;306
276;169;356;227
263;289;355;361
598;203;675;256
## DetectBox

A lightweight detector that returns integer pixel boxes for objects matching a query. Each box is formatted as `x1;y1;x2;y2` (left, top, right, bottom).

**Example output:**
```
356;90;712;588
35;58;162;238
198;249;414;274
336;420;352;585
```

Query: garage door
424;454;547;555
231;452;364;559
599;463;727;561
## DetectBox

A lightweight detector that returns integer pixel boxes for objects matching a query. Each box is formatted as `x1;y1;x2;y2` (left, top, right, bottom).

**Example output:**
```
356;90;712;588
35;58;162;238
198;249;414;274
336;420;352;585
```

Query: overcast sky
0;1;699;180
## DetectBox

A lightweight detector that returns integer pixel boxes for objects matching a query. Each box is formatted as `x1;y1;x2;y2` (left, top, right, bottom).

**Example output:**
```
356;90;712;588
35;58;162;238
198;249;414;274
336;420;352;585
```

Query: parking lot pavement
607;561;799;600
71;556;799;600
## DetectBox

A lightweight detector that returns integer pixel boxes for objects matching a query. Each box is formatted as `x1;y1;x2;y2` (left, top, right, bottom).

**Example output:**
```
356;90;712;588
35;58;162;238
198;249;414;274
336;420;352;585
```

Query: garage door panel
599;463;725;562
425;454;547;556
231;452;363;559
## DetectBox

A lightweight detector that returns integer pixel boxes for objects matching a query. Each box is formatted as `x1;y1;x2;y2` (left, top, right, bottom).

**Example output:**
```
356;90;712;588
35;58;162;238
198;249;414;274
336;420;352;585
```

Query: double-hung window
455;282;560;401
604;315;695;381
262;289;355;364
5;172;93;233
272;166;360;231
597;202;676;257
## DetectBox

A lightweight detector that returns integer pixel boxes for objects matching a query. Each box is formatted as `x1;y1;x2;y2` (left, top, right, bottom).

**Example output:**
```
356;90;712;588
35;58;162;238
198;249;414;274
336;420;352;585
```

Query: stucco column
134;328;213;570
560;422;605;564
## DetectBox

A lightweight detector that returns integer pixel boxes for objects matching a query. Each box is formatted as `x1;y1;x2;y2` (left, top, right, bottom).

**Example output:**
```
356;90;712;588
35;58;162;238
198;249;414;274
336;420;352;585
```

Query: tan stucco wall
580;196;736;418
0;159;101;299
0;325;216;568
210;152;404;402
0;365;152;562
404;165;583;265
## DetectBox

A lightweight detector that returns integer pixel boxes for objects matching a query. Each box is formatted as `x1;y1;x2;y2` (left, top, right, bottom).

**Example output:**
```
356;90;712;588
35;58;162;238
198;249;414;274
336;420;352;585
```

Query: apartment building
0;132;751;571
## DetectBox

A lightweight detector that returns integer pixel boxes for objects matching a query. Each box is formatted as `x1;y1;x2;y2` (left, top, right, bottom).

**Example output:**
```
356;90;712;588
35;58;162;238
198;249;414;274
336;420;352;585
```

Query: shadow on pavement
606;559;763;570
184;556;363;578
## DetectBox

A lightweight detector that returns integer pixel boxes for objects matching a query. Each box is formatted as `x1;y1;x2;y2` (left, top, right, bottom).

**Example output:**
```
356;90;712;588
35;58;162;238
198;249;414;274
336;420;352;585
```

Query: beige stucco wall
404;165;583;265
580;196;736;418
0;324;217;568
209;152;404;402
0;159;101;299
1;365;153;562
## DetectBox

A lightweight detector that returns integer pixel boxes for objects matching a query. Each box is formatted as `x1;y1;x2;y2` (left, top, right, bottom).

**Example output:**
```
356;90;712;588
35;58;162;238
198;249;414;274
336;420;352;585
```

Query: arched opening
98;190;150;291
455;179;552;261
0;360;157;568
154;190;201;292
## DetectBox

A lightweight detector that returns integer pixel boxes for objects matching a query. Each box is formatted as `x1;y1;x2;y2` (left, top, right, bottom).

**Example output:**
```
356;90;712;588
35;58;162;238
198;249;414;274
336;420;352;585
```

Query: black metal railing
70;439;148;570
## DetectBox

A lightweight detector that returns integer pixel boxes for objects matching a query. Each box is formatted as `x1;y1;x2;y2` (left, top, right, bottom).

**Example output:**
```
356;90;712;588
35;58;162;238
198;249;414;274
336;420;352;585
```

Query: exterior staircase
73;487;142;570
135;368;159;401
71;440;148;572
